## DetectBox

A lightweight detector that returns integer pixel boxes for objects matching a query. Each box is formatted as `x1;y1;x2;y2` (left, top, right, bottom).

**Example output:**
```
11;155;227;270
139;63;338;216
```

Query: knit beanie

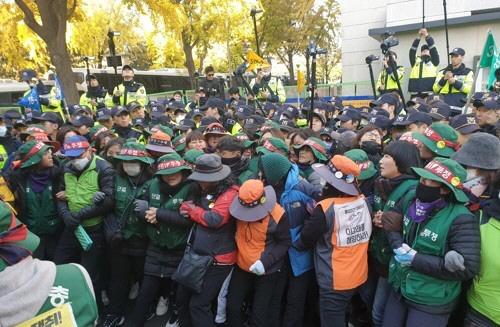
260;153;292;186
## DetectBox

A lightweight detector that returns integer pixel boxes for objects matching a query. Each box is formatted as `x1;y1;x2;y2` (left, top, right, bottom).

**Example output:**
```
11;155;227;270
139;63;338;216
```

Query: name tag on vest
334;198;372;246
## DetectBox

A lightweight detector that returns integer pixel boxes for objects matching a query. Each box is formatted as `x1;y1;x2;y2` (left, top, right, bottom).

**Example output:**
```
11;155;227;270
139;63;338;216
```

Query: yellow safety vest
0;144;7;170
408;57;437;94
376;66;405;94
109;82;147;107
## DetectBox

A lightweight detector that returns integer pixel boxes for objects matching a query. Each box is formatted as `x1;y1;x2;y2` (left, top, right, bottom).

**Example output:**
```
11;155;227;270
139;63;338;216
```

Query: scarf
28;170;50;193
406;198;447;223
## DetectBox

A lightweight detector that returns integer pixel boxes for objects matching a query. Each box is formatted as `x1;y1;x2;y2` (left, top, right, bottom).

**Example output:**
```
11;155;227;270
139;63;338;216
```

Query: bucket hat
234;133;256;148
146;132;175;153
312;155;361;196
293;137;328;162
344;149;377;180
172;134;187;152
17;140;53;169
412;123;459;158
90;126;108;142
187;154;231;182
183;149;205;165
155;153;192;176
26;132;61;153
204;123;227;136
116;140;154;164
256;138;289;156
230;179;277;222
451;132;500;170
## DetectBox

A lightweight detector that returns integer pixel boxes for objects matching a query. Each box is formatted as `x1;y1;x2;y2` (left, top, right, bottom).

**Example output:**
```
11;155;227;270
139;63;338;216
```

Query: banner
246;50;271;72
297;71;306;93
15;303;77;327
488;46;500;89
54;74;65;101
479;31;496;68
17;86;41;112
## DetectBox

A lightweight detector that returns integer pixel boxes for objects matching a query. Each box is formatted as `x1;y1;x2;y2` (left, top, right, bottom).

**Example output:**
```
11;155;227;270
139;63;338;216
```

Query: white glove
249;260;265;276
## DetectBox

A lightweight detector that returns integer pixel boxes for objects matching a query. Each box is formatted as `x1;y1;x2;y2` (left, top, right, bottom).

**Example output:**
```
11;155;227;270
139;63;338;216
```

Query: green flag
488;46;500;88
480;32;496;68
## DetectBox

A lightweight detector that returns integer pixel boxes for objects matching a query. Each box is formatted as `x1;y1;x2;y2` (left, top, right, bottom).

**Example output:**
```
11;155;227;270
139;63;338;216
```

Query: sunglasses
208;74;214;77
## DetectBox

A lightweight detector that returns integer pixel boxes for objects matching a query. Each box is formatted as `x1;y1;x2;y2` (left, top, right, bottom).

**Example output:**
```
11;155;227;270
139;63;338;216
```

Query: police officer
199;66;224;98
80;74;109;112
250;59;286;103
29;79;66;121
111;65;147;107
0;115;22;173
433;47;474;110
408;28;440;98
376;52;405;95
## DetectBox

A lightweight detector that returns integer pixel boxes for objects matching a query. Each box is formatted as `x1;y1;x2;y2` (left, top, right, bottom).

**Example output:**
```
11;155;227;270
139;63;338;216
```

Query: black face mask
221;156;241;167
415;183;442;203
422;55;431;63
361;141;382;155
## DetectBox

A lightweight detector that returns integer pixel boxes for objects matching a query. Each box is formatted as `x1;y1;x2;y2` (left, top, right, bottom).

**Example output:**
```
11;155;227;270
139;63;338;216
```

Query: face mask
71;157;90;171
415;183;442;203
466;168;477;181
221;156;241;167
361;141;382;155
176;114;186;124
206;145;216;153
0;126;7;137
422;55;431;63
324;142;333;152
123;162;142;177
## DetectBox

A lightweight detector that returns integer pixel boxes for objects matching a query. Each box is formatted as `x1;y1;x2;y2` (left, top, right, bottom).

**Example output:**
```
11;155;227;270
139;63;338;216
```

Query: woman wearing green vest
125;153;197;327
293;137;328;190
368;141;422;327
99;140;155;327
7;140;64;261
381;158;480;327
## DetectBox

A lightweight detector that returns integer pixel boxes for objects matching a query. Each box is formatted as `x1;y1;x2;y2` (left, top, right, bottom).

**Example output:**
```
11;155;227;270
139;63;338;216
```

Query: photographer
408;28;440;98
250;59;286;103
376;52;405;95
199;66;224;98
80;74;110;112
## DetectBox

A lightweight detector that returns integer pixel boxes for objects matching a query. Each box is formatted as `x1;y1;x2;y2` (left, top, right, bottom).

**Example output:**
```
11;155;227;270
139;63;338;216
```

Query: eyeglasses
208;74;214;77
364;132;381;139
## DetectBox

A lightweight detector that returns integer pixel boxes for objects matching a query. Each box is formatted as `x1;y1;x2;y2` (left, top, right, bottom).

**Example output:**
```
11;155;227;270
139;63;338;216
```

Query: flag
17;86;41;111
488;46;500;89
479;31;496;68
246;50;271;71
53;73;65;101
297;71;306;93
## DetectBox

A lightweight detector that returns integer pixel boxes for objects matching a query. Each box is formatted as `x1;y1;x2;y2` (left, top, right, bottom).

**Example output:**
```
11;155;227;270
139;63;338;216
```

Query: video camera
365;55;379;64
380;32;399;53
233;62;249;77
307;38;327;57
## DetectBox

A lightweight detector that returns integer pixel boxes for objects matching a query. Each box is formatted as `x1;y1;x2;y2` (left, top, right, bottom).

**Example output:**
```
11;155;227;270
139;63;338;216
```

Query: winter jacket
199;78;223;98
110;80;147;107
408;35;440;94
0;136;22;174
433;63;474;108
113;125;143;142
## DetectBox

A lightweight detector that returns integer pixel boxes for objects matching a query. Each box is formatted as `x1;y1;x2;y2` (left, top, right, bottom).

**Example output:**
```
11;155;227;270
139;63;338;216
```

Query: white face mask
466;168;477;181
71;157;89;171
0;126;7;137
123;162;142;177
176;114;186;124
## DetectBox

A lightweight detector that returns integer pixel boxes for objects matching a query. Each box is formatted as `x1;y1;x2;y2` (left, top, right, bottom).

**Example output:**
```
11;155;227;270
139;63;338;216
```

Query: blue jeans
372;277;392;327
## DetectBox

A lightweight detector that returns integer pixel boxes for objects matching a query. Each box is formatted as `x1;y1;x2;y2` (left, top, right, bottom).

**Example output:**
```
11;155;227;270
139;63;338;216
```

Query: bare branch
14;0;47;40
68;0;77;19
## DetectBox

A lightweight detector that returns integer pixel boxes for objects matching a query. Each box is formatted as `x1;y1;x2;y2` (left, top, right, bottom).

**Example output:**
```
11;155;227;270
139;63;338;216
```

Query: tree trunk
182;31;196;89
48;40;79;104
287;51;295;85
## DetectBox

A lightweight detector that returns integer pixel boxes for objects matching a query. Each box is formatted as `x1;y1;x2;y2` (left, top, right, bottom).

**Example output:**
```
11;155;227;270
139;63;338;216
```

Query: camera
380;33;399;52
233;62;249;76
365;55;379;64
194;71;201;78
307;39;327;56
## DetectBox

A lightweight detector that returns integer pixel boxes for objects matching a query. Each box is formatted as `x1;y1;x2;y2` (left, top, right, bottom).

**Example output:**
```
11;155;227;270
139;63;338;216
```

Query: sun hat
451;132;500;170
172;134;187;152
26;132;61;153
0;200;40;272
230;179;277;222
412;158;469;202
293;137;328;162
20;124;45;141
17;140;53;169
204;122;227;136
146;124;173;138
155;153;192;176
256;138;290;156
115;139;154;164
412;123;459;158
90;125;108;142
312;155;361;196
234;133;256;148
344;149;377;180
183;149;205;165
146;132;175;153
187;154;231;182
63;135;91;158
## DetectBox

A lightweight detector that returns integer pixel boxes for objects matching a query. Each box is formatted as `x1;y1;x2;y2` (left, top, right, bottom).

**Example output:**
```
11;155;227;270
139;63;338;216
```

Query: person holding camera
250;59;286;103
376;52;405;95
199;66;224;99
408;28;440;98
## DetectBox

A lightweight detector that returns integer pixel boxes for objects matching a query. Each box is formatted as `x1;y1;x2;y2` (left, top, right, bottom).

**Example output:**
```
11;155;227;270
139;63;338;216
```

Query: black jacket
57;155;116;226
199;78;223;98
113;125;142;140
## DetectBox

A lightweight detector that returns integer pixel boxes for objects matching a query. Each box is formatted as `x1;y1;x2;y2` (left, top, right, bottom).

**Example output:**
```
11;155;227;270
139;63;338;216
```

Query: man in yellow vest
79;74;110;113
110;65;147;107
250;59;286;103
408;28;440;98
376;52;405;95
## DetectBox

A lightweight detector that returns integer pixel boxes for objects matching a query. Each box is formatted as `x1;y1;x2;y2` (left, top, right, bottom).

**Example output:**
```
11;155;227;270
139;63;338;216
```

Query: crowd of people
0;31;500;327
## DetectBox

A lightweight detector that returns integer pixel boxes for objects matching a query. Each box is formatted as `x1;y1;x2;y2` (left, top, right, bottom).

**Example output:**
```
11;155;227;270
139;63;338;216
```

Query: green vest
36;263;98;327
388;195;471;306
24;180;61;235
238;170;254;184
146;179;193;249
64;157;102;227
114;174;148;239
371;179;418;266
0;144;7;170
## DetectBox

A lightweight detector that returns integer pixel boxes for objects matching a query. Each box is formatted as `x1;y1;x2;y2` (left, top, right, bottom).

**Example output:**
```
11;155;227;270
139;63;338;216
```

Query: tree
14;0;81;103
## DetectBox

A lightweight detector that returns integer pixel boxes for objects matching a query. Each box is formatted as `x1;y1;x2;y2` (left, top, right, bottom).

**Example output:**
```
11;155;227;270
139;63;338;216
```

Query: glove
393;243;416;266
179;201;196;215
63;213;81;231
249;260;265;276
92;191;106;203
134;200;149;217
39;97;49;106
444;250;465;272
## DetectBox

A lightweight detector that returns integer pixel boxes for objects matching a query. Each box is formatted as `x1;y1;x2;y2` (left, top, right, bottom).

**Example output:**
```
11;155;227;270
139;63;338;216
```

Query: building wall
341;0;500;99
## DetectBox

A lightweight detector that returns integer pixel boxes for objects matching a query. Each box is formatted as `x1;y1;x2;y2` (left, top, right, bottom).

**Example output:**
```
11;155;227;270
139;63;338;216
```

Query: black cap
228;86;240;95
425;92;446;105
96;108;112;121
413;101;431;113
40;112;61;125
4;109;22;121
245;115;265;127
150;104;166;117
421;45;429;52
282;104;299;119
132;118;146;127
111;106;129;117
127;101;142;111
337;109;361;122
175;119;195;131
263;102;279;116
449;47;465;56
369;107;390;118
13;119;27;127
370;93;399;107
25;110;42;123
319;127;334;137
473;93;500;110
367;114;391;130
198;117;219;131
153;115;172;126
122;65;134;71
201;98;225;111
234;106;254;120
70;115;94;128
278;119;297;132
393;111;432;126
450;114;481;134
429;102;451;121
187;108;204;119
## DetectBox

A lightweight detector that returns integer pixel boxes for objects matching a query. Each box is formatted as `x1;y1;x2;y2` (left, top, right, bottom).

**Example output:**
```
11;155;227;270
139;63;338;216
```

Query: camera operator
376;51;405;95
199;66;224;98
432;48;474;109
408;28;440;98
249;59;286;103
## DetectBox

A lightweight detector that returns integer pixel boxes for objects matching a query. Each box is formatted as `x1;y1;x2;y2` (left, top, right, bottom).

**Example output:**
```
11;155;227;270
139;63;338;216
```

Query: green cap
256;137;290;156
234;133;256;148
412;123;459;158
90;125;108;141
172;134;187;152
183;149;204;164
344;149;377;180
155;153;191;176
18;140;52;169
293;137;328;162
412;157;468;202
146;125;173;137
255;121;281;137
115;139;154;164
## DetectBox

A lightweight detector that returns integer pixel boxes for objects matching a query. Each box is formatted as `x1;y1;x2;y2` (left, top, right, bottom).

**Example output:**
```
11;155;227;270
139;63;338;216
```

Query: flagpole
462;29;492;114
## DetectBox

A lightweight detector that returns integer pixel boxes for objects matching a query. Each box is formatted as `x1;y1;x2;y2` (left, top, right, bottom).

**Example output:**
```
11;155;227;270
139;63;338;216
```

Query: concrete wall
341;0;500;99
